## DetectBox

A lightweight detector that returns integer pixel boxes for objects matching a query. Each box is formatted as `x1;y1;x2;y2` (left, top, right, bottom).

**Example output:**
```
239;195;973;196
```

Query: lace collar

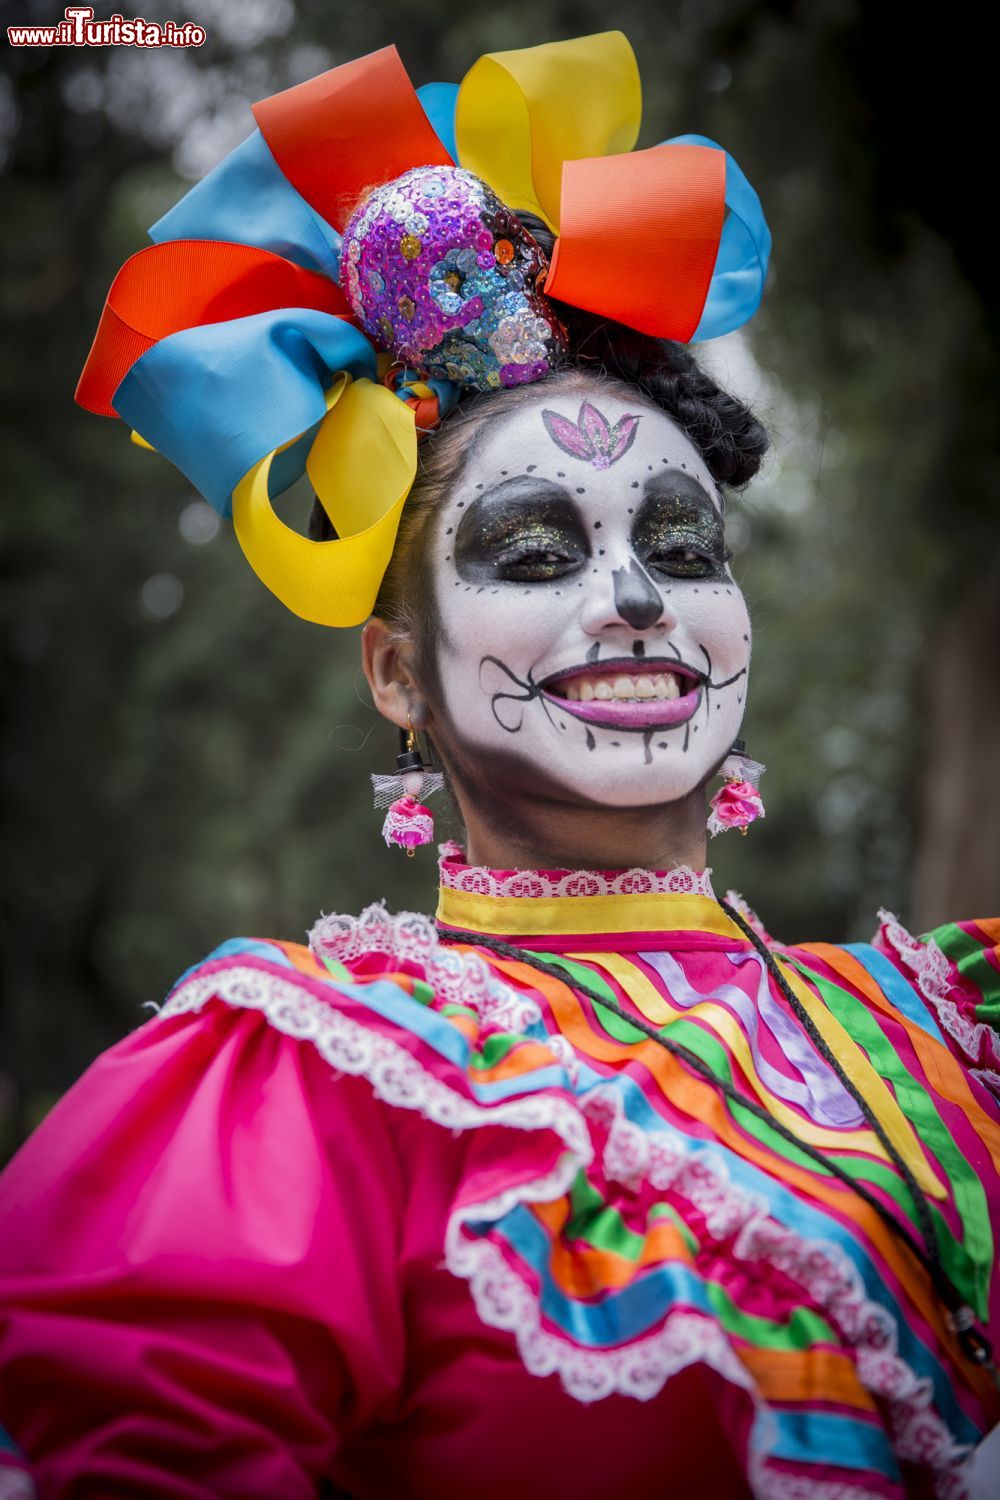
434;842;737;943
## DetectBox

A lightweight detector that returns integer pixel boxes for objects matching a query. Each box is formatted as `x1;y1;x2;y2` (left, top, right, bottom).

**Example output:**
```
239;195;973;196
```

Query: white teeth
553;669;694;702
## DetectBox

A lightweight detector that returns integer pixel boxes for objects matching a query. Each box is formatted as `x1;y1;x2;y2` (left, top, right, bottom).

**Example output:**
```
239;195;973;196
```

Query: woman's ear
361;617;420;731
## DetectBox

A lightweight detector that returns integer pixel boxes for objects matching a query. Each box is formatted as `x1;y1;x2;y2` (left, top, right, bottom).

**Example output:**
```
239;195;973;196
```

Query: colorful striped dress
0;848;998;1499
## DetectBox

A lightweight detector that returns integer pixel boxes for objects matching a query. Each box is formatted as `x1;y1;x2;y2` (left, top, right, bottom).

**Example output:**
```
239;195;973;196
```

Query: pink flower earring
707;738;766;837
371;714;445;856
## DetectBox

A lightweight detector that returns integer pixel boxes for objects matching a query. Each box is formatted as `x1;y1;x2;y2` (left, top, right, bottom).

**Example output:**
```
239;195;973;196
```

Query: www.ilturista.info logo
7;6;205;47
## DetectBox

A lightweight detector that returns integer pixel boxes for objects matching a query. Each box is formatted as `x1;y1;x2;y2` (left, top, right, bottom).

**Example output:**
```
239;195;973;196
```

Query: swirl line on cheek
479;656;563;735
708;667;748;689
698;641;748;693
697;642;749;731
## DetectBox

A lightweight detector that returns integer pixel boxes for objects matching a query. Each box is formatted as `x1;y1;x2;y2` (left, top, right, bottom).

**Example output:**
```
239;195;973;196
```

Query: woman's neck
455;786;710;872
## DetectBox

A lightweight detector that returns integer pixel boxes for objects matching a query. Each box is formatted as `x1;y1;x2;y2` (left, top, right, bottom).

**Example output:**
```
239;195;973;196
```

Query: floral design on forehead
541;400;640;469
74;32;771;629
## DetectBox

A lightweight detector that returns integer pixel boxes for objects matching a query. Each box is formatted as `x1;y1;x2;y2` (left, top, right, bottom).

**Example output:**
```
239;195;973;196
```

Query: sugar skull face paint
340;166;566;390
425;387;752;808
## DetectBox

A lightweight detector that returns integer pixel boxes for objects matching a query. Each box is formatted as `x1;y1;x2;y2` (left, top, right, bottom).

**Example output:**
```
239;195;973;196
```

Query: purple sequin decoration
340;166;567;392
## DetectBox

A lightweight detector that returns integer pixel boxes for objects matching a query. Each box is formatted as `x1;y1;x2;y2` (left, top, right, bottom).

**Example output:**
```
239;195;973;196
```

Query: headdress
75;32;770;628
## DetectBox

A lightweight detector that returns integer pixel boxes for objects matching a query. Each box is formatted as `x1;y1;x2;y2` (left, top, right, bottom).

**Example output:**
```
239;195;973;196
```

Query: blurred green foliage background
2;0;998;1151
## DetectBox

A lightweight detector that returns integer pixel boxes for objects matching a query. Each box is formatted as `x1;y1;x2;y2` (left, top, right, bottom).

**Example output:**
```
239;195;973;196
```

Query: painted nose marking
612;559;664;630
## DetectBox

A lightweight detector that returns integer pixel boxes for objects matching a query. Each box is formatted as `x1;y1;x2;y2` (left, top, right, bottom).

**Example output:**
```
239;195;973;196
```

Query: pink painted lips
540;657;703;730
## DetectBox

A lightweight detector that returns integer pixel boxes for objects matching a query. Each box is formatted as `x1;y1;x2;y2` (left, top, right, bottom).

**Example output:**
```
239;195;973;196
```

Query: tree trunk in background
911;566;1000;929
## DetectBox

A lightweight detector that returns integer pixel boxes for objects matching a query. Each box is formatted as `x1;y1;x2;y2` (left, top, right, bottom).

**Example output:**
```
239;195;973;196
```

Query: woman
1;31;998;1500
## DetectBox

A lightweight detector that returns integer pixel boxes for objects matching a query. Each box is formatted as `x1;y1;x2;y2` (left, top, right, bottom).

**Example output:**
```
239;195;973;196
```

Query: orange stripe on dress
531;1201;877;1413
738;1345;877;1412
277;940;330;978
803;943;1000;1172
471;949;977;1375
472;1041;570;1085
531;1197;694;1294
966;917;1000;945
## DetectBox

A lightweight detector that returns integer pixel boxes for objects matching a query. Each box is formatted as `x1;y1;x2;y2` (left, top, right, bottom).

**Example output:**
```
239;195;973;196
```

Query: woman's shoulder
162;903;542;1048
867;908;1000;1088
145;905;551;1141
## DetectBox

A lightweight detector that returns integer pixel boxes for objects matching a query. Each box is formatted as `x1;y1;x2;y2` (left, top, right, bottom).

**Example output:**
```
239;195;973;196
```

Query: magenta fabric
2;858;998;1498
0;996;751;1499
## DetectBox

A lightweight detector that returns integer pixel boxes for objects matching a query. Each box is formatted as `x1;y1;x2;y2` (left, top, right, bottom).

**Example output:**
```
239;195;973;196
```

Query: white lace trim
0;1473;36;1500
160;958;972;1494
576;1085;969;1480
724;887;777;946
969;1066;1000;1098
876;909;1000;1069
307;901;542;1035
437;858;716;899
381;804;434;849
162;961;590;1156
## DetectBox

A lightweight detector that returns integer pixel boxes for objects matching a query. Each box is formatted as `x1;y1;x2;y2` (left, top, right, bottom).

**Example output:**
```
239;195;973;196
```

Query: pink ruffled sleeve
872;909;1000;1098
0;987;407;1497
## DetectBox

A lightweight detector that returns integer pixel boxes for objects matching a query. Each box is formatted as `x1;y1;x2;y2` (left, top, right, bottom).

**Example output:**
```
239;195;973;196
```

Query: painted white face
425;385;752;808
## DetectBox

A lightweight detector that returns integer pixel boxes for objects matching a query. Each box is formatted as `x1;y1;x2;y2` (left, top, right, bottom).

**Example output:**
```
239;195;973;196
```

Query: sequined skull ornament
340;165;568;391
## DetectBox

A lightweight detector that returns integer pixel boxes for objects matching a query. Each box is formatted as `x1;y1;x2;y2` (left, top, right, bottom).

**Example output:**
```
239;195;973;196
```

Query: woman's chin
534;760;715;811
514;723;728;810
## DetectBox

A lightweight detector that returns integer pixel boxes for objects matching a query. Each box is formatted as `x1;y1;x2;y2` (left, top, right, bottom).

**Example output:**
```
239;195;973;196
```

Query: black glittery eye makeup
453;477;590;584
632;475;729;581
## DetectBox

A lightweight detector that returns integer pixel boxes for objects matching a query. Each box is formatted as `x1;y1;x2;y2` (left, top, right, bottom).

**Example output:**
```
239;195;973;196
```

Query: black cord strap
435;909;996;1377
